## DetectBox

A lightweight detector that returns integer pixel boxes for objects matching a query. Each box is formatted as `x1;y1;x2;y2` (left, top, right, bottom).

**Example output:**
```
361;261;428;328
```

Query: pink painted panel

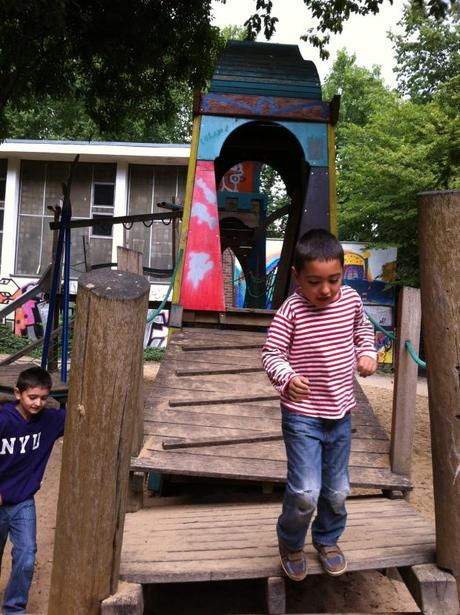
180;160;225;311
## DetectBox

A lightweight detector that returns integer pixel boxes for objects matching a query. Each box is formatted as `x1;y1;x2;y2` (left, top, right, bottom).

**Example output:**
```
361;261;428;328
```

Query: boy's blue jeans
277;409;351;552
0;498;37;615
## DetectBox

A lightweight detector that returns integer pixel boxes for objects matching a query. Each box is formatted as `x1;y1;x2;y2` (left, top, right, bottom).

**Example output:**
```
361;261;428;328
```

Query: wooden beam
390;287;422;477
47;268;149;614
266;577;285;615
399;564;460;615
162;431;282;450
418;189;460;604
100;582;144;615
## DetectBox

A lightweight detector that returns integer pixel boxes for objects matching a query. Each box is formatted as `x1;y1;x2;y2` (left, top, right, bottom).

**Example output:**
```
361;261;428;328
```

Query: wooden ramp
120;497;434;583
132;327;411;492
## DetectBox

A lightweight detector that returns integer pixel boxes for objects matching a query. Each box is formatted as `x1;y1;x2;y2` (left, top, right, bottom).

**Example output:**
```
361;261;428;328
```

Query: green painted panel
210;41;322;100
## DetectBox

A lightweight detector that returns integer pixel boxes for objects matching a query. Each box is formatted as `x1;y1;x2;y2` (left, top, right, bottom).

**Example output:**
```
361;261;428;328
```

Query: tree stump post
47;268;149;615
418;189;460;605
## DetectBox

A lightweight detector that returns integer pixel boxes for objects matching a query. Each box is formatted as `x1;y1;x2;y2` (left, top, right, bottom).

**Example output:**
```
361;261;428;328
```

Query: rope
365;312;397;341
146;249;183;324
405;340;427;369
366;311;426;368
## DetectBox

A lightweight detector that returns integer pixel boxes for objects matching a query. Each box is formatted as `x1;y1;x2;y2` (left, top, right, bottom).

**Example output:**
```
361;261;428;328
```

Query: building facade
0;140;190;299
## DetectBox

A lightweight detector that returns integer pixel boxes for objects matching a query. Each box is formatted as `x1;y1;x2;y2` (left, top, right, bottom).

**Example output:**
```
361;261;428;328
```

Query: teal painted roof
210;41;321;100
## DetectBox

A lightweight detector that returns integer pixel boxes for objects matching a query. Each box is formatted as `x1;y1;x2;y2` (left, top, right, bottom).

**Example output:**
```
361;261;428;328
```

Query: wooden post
265;577;286;615
390;286;422;477
117;246;143;278
117;246;145;458
418;190;460;604
48;268;149;615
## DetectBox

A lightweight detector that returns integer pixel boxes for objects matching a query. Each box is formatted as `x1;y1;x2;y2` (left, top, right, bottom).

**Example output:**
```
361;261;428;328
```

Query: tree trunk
417;190;460;603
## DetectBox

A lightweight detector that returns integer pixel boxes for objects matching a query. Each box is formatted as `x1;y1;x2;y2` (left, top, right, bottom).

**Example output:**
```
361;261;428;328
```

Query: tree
336;92;458;285
0;0;454;141
246;0;455;59
2;23;248;144
390;2;460;102
322;47;459;286
0;1;221;141
322;50;393;128
259;165;289;238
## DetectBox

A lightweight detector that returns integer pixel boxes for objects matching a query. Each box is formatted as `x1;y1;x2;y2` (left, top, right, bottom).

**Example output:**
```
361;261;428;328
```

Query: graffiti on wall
144;310;169;348
0;277;45;339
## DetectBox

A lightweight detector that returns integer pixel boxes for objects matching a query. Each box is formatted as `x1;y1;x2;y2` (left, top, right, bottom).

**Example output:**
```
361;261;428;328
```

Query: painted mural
218;161;260;193
0;277;45;339
342;243;397;306
144;310;169;348
0;274;170;350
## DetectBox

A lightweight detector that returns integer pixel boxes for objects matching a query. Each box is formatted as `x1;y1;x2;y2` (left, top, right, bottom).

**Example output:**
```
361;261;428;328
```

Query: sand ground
0;364;434;613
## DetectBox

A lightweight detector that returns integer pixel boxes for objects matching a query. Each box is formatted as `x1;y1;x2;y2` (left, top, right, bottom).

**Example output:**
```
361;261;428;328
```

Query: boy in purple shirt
0;367;65;615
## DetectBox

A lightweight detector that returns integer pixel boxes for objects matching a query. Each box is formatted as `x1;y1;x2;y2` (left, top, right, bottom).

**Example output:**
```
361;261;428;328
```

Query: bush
0;324;34;355
143;347;165;362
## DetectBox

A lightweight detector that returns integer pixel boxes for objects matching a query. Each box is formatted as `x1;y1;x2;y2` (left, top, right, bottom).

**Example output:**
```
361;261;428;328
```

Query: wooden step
120;497;434;585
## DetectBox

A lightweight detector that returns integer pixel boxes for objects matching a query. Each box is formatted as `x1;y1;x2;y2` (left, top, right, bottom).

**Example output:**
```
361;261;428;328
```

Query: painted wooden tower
174;40;340;312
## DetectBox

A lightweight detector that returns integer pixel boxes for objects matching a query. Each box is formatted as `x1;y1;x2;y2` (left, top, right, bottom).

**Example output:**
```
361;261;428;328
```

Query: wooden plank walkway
120;497;435;584
132;327;411;491
0;362;68;397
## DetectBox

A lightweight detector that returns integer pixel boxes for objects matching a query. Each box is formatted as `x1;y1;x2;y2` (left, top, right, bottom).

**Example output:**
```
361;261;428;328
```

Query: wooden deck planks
0;362;68;396
135;327;412;491
120;498;435;584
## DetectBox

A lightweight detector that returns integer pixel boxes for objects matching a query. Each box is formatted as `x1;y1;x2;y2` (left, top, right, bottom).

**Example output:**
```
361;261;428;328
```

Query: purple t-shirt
0;401;65;504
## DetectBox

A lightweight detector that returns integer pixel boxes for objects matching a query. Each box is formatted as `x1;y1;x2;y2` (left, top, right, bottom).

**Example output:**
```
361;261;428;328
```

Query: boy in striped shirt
262;229;377;581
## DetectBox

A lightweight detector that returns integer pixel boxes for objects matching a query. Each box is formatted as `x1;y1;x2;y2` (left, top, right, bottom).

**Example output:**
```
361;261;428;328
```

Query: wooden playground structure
0;41;458;615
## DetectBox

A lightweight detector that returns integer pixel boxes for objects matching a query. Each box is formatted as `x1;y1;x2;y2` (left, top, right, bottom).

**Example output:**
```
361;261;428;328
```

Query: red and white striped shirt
262;285;377;419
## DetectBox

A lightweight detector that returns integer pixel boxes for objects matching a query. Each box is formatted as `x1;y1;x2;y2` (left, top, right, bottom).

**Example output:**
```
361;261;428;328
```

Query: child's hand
287;376;310;401
357;356;377;377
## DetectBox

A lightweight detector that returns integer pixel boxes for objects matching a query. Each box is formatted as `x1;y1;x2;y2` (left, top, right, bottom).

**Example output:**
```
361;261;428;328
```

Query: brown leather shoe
313;542;347;576
278;539;307;581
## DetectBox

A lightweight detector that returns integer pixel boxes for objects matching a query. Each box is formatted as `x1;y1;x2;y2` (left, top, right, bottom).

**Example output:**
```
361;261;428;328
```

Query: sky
211;0;406;88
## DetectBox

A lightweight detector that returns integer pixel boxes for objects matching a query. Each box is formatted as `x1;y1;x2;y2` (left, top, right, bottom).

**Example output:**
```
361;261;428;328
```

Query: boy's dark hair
16;366;52;393
293;228;344;272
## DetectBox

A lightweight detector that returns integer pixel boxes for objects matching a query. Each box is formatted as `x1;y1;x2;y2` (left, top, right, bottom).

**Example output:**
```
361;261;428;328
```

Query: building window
16;161;116;276
127;164;187;280
91;182;115;238
0;159;6;261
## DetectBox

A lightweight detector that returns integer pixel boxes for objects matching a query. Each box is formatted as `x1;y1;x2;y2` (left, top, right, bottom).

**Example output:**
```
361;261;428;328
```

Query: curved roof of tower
209;41;321;100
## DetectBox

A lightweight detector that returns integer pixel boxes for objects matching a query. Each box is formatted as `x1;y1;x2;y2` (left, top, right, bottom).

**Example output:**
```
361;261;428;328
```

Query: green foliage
259;165;290;238
390;3;460;102
322;50;392;127
0;1;454;140
0;325;34;355
0;1;223;141
245;0;454;59
324;42;460;286
143;347;165;362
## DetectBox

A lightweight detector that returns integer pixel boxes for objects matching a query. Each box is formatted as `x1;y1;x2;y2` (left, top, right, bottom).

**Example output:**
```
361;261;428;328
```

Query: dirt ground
0;364;434;614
